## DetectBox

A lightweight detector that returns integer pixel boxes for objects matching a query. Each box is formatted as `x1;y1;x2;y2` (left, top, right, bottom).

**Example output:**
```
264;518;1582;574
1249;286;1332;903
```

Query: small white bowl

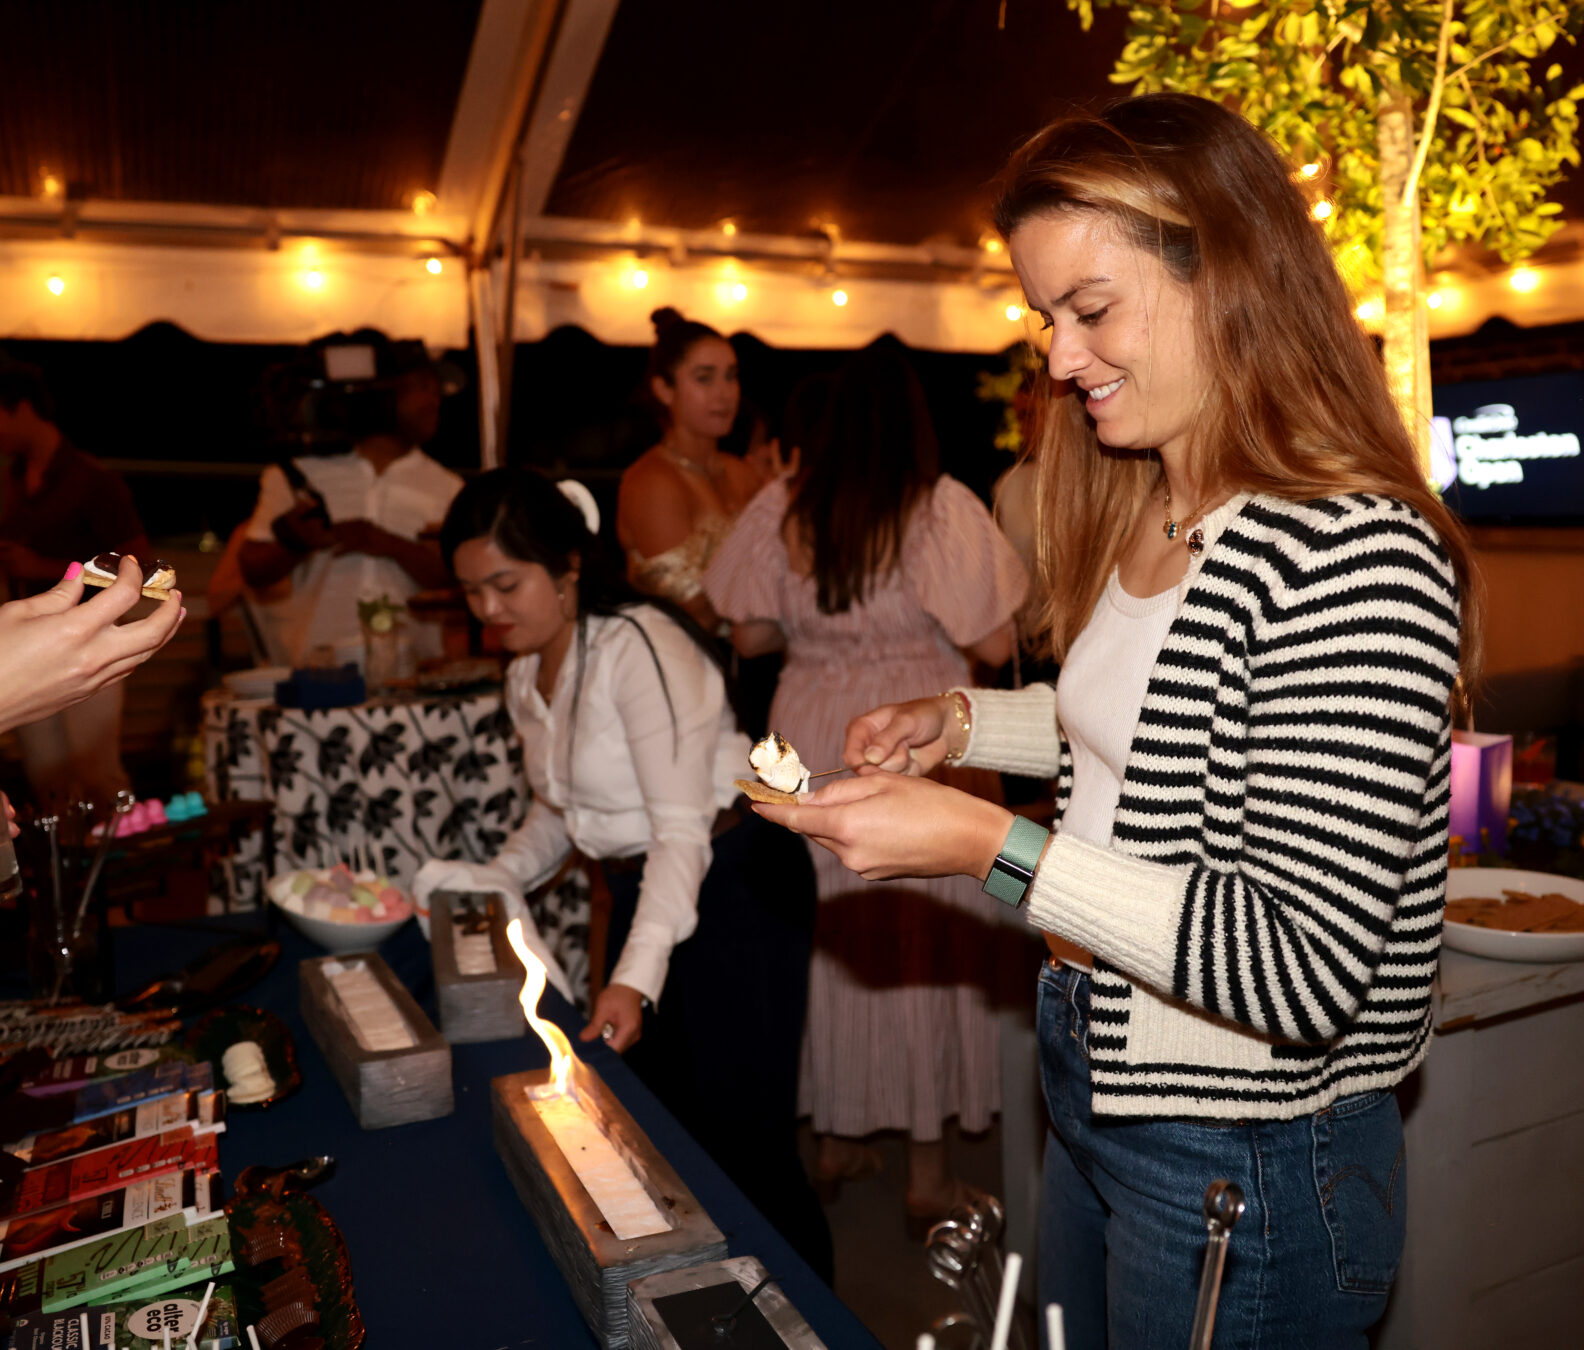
268;895;409;954
265;873;411;954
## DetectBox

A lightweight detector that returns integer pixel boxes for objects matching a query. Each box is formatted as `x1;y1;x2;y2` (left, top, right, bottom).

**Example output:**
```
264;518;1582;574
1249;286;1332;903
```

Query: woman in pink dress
705;343;1028;1230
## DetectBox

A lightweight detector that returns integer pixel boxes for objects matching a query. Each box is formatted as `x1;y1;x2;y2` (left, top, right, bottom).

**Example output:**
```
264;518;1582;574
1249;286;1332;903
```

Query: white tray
1443;867;1584;963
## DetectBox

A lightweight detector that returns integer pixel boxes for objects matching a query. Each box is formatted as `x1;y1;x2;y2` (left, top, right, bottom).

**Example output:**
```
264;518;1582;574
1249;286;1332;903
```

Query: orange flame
506;918;573;1095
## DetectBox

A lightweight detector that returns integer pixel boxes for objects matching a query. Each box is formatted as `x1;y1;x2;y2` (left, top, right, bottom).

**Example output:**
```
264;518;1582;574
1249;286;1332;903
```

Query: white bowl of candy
266;863;415;953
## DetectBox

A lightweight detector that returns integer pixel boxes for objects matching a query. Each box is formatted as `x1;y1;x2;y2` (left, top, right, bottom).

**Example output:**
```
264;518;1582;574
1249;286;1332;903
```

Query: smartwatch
983;815;1050;908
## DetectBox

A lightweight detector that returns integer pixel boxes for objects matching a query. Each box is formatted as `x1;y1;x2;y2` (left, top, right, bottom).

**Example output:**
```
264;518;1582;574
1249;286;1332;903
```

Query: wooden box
492;1067;726;1350
299;952;454;1129
627;1257;829;1350
429;890;526;1044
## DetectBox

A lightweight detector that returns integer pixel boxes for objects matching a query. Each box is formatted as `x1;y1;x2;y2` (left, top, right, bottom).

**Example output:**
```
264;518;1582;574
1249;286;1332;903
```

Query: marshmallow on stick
736;730;811;805
79;551;178;601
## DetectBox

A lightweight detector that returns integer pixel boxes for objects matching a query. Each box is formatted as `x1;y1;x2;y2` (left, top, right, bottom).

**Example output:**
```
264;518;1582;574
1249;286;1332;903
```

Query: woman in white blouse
428;467;831;1280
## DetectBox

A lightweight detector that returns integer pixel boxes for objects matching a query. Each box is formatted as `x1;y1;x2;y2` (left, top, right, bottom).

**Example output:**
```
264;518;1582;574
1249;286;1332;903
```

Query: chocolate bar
9;1090;224;1168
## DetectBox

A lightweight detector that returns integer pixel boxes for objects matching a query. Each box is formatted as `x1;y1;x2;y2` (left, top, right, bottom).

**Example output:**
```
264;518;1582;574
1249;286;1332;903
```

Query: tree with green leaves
1066;0;1584;469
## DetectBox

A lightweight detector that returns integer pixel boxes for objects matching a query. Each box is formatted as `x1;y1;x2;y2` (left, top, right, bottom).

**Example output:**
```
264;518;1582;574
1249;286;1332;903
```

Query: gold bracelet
941;690;971;764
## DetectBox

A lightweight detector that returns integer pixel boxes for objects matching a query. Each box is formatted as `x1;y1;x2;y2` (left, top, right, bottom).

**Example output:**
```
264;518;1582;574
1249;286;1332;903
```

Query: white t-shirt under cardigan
496;607;750;1005
1047;567;1179;973
959;492;1461;1120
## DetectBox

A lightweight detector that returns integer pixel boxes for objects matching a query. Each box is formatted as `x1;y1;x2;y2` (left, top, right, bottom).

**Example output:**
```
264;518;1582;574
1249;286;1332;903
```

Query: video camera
260;328;465;454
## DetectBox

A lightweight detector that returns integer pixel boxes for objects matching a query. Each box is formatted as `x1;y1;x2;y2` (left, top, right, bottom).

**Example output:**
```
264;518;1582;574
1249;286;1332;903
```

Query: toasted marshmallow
80;551;178;597
750;731;810;796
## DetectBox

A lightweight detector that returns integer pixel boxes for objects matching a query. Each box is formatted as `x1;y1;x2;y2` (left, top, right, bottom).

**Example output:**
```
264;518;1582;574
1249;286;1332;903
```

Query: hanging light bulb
1425;290;1445;309
730;281;748;302
411;190;437;216
425;257;443;275
630;267;650;289
1509;267;1540;293
1005;303;1024;322
45;275;65;296
302;269;325;291
831;289;849;307
1311;199;1334;222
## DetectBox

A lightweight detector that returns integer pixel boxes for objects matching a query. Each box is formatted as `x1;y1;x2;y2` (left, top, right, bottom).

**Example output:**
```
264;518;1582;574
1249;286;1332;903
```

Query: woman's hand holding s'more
0;555;184;733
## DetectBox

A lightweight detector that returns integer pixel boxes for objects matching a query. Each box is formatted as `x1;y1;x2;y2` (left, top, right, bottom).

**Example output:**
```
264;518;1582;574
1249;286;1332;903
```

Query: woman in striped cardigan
755;94;1480;1349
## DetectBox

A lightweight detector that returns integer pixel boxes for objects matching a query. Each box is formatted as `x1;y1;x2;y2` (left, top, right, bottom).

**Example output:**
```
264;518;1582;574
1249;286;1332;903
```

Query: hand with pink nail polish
0;553;184;732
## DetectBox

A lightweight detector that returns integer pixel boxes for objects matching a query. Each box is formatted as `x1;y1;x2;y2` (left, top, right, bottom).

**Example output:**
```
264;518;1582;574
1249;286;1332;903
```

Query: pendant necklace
1162;479;1211;557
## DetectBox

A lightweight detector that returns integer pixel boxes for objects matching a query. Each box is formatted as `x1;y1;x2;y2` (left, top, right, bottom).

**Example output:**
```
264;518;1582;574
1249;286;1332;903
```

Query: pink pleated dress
706;476;1029;1140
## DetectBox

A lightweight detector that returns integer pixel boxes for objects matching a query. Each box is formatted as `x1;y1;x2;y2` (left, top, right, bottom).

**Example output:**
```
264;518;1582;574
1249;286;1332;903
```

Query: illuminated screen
1431;371;1584;523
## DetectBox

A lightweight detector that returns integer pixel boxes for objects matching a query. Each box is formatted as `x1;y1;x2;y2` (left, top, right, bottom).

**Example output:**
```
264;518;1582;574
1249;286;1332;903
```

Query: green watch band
983;815;1050;908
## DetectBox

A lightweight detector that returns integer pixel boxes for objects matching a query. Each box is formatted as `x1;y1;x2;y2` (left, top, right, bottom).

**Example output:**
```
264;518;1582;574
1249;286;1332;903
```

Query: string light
982;235;1004;255
1311;200;1333;221
731;281;748;302
425;257;443;275
410;190;437;216
45;275;64;296
1005;303;1024;322
1354;297;1383;324
630;267;650;289
721;220;738;237
1509;267;1540;293
1425;290;1445;309
1298;162;1321;179
302;269;325;291
41;173;61;198
831;289;849;307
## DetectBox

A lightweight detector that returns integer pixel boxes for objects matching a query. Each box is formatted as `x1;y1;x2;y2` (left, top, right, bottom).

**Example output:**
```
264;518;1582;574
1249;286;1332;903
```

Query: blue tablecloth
110;916;880;1350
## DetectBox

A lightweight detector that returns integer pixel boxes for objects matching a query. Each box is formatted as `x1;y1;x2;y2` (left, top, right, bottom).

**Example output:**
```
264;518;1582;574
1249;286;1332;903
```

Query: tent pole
471;264;501;469
494;152;525;467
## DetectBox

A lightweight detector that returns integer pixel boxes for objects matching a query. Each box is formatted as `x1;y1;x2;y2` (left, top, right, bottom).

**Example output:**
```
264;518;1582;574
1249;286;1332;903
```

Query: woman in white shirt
432;467;831;1281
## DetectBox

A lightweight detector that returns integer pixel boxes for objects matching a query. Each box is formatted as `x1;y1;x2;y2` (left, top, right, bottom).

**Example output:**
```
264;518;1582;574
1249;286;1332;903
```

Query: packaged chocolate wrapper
8;1281;241;1349
0;1169;217;1273
0;1209;233;1315
8;1090;224;1169
0;1064;214;1146
1;1128;219;1218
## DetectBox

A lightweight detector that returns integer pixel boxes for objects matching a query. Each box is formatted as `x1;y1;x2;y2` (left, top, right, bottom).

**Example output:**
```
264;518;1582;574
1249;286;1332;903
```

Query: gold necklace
663;442;718;479
1162;479;1213;557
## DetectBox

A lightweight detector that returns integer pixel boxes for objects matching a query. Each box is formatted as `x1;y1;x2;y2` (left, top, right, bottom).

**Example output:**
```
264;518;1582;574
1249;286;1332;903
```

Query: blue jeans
1036;962;1405;1350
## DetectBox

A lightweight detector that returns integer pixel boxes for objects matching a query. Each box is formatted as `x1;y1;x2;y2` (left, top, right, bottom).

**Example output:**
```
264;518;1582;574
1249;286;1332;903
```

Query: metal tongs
1188;1178;1246;1350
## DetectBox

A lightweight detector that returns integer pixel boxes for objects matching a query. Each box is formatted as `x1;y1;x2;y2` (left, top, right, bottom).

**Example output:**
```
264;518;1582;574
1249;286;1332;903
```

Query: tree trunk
1378;92;1433;477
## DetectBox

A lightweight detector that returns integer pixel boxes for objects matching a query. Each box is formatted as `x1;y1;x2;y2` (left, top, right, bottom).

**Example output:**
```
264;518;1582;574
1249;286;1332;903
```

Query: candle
1046;1302;1066;1350
505;919;671;1241
989;1251;1022;1350
79;1313;88;1348
246;1329;261;1350
529;1089;671;1239
916;1336;936;1350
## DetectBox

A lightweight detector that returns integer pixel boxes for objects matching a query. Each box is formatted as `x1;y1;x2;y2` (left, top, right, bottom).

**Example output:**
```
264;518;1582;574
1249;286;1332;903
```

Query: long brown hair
786;342;940;613
993;93;1482;688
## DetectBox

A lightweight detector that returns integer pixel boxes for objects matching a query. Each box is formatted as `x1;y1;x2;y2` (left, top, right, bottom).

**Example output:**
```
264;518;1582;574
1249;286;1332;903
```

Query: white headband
556;479;600;536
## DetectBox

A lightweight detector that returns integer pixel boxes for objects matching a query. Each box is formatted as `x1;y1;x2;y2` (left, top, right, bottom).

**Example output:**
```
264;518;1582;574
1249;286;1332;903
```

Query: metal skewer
1188;1179;1246;1350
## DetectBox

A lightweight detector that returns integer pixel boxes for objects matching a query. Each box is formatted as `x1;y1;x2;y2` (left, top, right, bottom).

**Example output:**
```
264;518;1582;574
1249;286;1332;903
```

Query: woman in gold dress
616;308;762;630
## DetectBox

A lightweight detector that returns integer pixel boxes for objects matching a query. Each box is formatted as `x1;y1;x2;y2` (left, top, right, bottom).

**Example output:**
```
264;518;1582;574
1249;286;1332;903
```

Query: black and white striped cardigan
961;492;1461;1120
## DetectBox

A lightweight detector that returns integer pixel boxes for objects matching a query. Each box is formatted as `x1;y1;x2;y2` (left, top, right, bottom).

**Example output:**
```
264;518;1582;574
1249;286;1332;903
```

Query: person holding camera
239;334;462;666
